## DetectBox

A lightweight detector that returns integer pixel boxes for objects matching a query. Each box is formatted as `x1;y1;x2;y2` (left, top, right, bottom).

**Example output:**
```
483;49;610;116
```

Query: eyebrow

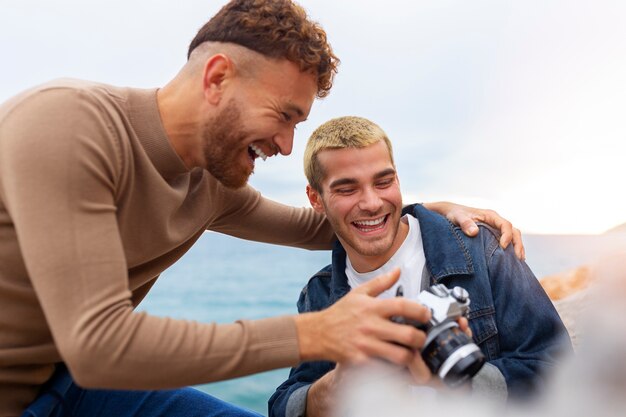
329;178;358;189
374;168;397;179
328;168;396;189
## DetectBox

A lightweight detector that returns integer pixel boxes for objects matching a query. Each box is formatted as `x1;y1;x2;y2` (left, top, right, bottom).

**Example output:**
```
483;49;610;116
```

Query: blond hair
304;116;394;192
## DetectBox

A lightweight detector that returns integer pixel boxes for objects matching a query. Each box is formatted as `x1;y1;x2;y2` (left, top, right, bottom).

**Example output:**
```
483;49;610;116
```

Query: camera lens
421;323;485;387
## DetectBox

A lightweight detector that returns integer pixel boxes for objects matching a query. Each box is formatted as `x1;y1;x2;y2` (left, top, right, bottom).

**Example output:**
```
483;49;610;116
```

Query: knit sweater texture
0;79;333;416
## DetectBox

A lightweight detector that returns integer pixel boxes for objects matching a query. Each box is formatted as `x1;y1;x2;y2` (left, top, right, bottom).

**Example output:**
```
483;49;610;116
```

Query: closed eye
335;188;356;195
376;178;395;188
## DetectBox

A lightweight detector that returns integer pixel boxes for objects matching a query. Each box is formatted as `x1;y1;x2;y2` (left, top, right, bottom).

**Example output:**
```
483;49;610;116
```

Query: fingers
378;297;431;324
498;225;525;260
477;209;512;248
476;210;526;260
375;317;428;350
357;299;430;364
355;338;415;367
457;216;480;237
348;301;429;361
313;292;431;365
352;268;401;296
432;203;525;260
457;316;468;331
443;206;480;237
499;229;512;249
457;317;472;338
511;227;525;260
478;210;526;260
408;353;432;385
350;321;430;367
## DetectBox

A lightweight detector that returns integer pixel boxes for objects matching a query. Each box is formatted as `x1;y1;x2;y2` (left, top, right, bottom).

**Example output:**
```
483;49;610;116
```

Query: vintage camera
391;283;485;387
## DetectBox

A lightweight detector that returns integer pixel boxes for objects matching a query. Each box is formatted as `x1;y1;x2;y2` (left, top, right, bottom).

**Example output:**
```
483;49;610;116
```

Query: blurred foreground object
334;252;626;417
534;252;626;417
540;266;593;349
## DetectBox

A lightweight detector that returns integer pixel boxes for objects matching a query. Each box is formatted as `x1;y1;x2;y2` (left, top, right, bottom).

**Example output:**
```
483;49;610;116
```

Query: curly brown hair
188;0;339;98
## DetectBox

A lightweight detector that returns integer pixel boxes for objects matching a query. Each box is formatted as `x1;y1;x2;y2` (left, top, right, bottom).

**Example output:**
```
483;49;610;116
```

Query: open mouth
248;144;267;162
352;214;388;233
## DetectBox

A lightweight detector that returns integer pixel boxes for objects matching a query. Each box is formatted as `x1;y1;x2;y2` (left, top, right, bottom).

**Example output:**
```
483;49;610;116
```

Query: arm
0;88;300;388
209;185;335;250
270;270;431;417
305;368;343;417
484;231;573;399
269;360;336;417
470;363;508;401
209;197;524;256
424;202;525;259
269;274;336;417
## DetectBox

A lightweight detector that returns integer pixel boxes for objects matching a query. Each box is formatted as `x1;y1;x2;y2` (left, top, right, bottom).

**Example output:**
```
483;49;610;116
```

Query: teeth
354;216;386;227
249;144;267;161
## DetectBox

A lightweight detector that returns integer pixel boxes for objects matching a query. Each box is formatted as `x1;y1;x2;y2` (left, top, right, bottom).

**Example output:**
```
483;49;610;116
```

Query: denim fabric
22;364;261;417
268;204;573;417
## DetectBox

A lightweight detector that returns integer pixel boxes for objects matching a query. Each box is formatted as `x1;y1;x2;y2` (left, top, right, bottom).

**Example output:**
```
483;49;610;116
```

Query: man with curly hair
0;1;523;416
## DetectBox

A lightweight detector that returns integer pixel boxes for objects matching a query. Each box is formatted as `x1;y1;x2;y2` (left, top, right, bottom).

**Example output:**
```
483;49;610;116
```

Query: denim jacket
269;204;572;417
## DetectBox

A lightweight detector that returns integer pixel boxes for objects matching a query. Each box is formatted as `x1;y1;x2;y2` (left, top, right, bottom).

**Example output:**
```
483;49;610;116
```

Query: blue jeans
22;365;262;417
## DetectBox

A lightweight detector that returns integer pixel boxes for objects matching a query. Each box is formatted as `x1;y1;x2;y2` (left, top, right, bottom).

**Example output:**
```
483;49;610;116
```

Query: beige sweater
0;79;333;415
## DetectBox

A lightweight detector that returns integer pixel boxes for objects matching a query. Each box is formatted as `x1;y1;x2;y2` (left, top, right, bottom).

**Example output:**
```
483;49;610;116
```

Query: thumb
353;268;401;296
458;217;479;237
445;210;479;237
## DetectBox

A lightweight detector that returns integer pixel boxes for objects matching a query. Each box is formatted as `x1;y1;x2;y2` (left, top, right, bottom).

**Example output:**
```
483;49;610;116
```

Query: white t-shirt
346;214;426;301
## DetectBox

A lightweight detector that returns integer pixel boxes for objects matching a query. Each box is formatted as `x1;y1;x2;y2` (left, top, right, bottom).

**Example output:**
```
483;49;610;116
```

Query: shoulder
475;222;502;251
4;79;118;109
409;203;501;261
0;80;129;181
297;265;333;313
452;221;503;261
1;79;121;135
407;204;502;242
1;79;130;136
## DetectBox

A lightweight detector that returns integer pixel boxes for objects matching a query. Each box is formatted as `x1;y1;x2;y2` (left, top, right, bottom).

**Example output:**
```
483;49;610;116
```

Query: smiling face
203;57;317;188
307;140;408;272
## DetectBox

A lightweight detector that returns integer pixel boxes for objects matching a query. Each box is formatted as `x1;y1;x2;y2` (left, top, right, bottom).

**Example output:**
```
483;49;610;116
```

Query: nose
358;186;383;213
274;127;295;156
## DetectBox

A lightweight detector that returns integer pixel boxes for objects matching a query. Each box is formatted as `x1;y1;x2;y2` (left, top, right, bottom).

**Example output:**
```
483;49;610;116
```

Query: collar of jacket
328;204;474;304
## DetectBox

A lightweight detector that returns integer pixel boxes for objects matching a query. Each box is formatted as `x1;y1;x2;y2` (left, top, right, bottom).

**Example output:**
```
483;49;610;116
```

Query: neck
345;219;410;273
157;76;206;169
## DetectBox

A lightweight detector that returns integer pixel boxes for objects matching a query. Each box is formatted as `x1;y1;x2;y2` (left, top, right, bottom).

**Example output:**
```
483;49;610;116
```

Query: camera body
392;283;485;387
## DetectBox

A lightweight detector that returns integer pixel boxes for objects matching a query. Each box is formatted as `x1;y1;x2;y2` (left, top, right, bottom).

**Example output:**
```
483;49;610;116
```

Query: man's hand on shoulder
423;201;525;260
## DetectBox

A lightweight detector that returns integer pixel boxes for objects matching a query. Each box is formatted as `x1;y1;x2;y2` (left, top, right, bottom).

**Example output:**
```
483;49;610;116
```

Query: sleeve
470;362;508;402
269;360;335;417
208;184;335;250
269;277;336;417
485;235;574;399
0;88;300;389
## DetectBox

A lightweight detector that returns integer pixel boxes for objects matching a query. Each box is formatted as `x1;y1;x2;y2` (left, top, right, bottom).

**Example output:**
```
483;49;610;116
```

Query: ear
306;184;325;213
202;54;232;105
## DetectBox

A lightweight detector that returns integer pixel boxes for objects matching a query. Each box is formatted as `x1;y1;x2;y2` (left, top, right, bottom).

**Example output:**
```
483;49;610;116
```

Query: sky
1;0;625;234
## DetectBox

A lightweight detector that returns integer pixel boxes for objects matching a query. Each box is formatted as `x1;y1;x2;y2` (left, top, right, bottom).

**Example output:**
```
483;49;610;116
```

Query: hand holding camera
391;283;485;387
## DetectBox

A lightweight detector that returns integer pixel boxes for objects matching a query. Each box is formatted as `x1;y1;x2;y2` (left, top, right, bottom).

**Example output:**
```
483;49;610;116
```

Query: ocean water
138;231;626;415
